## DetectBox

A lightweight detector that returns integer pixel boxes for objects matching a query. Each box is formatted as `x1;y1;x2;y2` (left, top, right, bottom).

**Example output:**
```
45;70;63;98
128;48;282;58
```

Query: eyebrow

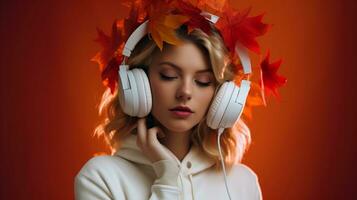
158;61;213;73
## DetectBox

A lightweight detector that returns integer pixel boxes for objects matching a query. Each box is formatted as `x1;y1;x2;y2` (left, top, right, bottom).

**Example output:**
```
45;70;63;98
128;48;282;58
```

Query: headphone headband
121;14;252;75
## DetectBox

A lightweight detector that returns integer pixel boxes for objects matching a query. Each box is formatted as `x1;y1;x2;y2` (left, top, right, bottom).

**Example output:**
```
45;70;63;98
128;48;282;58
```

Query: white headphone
117;15;252;200
118;19;252;128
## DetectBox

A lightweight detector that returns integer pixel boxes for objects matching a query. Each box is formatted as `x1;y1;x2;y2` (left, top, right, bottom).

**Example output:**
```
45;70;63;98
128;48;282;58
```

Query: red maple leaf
216;7;270;54
122;0;175;18
259;51;287;99
184;0;227;15
176;1;212;34
91;3;142;94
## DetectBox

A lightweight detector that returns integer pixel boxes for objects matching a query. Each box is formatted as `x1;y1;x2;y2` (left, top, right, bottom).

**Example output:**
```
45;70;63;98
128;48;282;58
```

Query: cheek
196;88;216;111
149;77;172;106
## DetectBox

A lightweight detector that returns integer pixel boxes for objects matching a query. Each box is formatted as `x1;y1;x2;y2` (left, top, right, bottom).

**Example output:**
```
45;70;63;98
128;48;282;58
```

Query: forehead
151;42;211;73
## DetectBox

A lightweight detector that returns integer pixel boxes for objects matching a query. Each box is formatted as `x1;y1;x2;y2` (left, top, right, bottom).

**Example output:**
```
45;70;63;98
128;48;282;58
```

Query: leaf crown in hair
92;0;287;120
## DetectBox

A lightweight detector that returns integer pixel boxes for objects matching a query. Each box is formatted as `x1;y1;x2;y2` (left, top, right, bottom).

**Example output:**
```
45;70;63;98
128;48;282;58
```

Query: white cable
217;127;232;200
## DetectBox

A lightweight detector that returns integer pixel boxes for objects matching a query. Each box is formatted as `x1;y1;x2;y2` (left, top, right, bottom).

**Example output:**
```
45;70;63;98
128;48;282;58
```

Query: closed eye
160;73;212;87
195;81;212;87
159;73;177;80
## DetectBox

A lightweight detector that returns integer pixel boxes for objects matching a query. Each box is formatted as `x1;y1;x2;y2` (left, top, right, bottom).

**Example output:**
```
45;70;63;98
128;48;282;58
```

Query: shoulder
76;155;129;178
229;163;259;181
77;155;117;174
74;155;130;199
75;155;131;190
228;163;261;189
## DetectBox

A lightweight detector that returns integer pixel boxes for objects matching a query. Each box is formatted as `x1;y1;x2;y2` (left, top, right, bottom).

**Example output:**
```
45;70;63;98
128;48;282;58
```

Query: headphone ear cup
118;65;134;116
220;83;242;127
131;68;152;117
126;70;140;116
207;81;249;129
207;82;232;129
118;65;152;117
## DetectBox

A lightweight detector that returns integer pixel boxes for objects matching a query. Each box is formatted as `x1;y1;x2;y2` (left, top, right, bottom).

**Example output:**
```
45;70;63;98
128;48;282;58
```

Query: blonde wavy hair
94;25;251;171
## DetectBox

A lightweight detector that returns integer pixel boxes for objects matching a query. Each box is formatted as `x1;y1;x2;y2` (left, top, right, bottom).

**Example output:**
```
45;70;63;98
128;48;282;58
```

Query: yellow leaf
148;13;189;50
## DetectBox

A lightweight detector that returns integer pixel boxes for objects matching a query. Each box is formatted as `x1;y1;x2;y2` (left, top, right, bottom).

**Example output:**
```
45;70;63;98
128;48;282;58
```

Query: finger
137;118;147;147
147;128;176;161
147;127;160;146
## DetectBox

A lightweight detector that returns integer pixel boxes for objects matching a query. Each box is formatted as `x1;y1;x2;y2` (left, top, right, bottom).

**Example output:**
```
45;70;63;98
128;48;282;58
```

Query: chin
152;111;201;133
162;120;196;133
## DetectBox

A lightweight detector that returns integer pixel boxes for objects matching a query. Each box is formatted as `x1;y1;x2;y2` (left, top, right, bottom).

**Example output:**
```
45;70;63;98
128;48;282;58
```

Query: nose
175;79;192;101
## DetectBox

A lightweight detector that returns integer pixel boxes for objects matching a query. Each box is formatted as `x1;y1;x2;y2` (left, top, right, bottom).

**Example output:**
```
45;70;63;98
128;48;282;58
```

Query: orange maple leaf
148;5;189;50
242;82;266;120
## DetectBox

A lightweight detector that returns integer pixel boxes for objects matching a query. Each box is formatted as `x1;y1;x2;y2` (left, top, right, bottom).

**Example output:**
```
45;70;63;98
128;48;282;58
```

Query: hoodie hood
114;134;216;175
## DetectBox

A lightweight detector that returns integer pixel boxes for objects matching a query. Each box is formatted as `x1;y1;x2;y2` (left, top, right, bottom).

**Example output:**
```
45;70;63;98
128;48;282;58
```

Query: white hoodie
75;134;262;200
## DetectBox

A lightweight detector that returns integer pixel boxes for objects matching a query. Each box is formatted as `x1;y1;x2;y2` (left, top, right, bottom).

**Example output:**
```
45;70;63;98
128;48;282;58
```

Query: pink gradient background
1;0;356;199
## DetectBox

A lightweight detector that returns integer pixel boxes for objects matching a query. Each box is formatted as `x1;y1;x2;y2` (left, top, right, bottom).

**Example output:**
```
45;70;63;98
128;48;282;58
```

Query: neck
158;126;192;161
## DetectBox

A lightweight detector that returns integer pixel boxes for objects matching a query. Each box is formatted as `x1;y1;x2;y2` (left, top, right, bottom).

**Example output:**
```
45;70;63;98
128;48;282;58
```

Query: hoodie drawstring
178;166;195;200
178;166;184;200
189;174;195;200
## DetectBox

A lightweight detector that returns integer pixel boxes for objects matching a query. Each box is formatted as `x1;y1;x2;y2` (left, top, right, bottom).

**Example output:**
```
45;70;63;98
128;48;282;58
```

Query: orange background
1;0;356;199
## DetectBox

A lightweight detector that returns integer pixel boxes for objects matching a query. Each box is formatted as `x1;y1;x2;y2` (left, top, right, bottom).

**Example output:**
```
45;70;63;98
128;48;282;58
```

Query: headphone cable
218;127;232;200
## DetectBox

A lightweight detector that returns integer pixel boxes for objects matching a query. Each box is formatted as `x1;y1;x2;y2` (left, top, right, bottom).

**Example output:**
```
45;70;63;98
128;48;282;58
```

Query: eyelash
159;74;212;87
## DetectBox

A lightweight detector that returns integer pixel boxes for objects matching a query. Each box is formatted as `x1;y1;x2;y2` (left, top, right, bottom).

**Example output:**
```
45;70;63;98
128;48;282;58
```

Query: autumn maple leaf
216;7;270;55
121;0;170;18
91;21;123;94
232;58;266;120
176;1;212;34
184;0;227;15
260;50;287;100
242;82;266;120
147;3;189;50
91;23;121;71
91;3;142;94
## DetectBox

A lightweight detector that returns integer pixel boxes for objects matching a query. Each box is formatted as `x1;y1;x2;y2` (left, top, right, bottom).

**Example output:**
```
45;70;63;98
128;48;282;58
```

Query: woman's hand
136;118;175;163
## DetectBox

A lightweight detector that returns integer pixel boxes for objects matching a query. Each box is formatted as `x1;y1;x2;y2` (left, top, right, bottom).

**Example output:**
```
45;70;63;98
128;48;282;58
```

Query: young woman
74;1;284;199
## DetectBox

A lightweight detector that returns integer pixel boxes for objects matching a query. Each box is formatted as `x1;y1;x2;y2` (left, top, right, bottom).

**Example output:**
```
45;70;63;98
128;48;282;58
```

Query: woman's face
148;41;217;134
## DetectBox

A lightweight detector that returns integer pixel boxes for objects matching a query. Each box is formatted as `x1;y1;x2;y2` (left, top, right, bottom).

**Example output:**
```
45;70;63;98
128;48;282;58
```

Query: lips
169;105;194;118
169;105;194;113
